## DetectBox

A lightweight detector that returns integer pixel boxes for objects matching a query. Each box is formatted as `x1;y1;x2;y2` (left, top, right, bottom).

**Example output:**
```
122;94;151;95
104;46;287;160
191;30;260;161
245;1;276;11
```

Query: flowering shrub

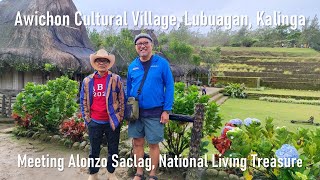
228;118;243;126
13;76;79;133
243;117;261;126
212;119;241;155
221;126;234;135
212;136;231;155
275;144;299;164
11;112;31;128
60;113;86;142
212;117;320;179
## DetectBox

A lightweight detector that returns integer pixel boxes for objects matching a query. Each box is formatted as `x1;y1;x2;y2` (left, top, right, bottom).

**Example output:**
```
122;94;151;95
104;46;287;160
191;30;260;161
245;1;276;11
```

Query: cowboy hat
90;49;115;70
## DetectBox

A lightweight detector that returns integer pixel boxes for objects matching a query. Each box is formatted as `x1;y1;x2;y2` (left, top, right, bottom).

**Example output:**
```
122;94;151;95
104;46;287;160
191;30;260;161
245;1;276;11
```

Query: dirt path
0;125;129;180
0;125;185;180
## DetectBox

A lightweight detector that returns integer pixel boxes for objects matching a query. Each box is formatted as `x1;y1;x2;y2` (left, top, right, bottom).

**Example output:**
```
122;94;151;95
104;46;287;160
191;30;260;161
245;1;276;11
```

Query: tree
230;26;257;47
207;26;232;46
107;29;137;68
199;47;221;84
300;16;320;50
287;29;301;47
88;28;103;50
169;17;193;44
164;39;194;81
88;28;137;72
251;27;275;47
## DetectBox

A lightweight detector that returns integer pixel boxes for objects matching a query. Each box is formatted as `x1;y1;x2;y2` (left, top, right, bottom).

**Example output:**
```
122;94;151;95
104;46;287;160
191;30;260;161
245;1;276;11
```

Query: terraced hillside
215;47;320;90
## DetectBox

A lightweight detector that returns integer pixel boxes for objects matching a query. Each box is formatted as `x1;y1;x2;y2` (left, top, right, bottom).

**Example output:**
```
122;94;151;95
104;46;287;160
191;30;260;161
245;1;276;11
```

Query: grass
246;89;320;98
216;63;265;72
221;56;320;62
246;57;320;63
221;47;320;57
218;99;320;132
204;98;320;158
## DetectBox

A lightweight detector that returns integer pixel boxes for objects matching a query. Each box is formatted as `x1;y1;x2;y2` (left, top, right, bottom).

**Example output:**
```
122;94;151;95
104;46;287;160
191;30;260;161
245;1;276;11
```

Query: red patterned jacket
80;71;125;130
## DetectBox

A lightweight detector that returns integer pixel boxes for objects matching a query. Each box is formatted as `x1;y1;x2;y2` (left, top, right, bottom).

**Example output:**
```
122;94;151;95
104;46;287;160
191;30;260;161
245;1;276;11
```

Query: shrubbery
163;82;222;156
259;96;320;106
224;83;247;98
213;117;320;179
60;113;86;142
13;76;79;133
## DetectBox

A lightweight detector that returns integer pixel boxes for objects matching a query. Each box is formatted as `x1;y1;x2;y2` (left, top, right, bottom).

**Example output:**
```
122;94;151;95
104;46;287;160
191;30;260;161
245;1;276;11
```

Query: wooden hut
0;0;95;117
0;0;94;94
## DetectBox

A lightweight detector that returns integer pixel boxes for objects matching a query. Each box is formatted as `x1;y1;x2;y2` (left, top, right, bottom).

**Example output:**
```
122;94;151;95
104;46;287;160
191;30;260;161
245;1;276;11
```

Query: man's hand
160;111;170;124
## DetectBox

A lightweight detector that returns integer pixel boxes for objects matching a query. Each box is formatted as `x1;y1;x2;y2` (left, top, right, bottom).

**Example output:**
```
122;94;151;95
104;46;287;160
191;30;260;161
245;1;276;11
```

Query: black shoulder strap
137;56;152;96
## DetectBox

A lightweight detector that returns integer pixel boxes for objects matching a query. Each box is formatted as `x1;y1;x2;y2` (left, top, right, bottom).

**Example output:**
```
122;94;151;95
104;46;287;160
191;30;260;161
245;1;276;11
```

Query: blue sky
72;0;319;31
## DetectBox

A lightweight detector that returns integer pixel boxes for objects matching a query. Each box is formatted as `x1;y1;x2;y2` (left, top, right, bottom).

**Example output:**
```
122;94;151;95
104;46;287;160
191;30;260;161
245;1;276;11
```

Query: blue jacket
127;54;174;110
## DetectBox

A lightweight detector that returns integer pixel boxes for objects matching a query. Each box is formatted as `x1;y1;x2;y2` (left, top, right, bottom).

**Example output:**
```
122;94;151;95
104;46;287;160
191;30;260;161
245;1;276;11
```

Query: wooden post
7;96;12;117
186;103;205;180
1;95;6;117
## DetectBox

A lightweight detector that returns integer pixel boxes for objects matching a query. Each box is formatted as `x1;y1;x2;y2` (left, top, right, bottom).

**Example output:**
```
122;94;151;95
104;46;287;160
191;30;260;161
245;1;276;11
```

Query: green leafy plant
13;76;79;133
215;117;320;179
224;83;247;98
60;113;86;142
11;112;31;128
44;63;56;72
163;82;222;156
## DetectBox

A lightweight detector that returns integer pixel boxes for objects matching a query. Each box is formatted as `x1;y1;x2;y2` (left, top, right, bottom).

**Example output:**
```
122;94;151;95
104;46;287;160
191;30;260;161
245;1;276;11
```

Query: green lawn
219;99;320;131
246;89;320;98
204;98;320;158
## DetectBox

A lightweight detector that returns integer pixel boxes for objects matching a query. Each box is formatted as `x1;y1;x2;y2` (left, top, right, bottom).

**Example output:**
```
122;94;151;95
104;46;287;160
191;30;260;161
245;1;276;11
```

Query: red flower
212;122;235;155
77;113;82;119
12;113;31;128
60;119;86;142
212;136;231;154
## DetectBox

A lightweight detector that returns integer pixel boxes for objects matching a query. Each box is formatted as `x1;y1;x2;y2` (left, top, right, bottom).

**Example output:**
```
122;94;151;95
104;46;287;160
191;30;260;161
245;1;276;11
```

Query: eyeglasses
95;59;110;64
135;41;150;47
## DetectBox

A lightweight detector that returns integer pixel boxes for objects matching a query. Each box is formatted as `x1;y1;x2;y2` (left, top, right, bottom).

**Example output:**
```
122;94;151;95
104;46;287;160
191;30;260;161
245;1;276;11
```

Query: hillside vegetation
215;47;320;90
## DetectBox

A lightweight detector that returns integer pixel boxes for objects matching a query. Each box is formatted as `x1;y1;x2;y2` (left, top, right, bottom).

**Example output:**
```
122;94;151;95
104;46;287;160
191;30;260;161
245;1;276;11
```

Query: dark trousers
88;121;120;174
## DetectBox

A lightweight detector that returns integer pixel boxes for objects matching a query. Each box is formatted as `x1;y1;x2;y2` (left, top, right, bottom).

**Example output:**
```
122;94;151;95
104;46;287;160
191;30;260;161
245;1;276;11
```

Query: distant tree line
202;16;320;50
87;15;319;75
87;25;221;77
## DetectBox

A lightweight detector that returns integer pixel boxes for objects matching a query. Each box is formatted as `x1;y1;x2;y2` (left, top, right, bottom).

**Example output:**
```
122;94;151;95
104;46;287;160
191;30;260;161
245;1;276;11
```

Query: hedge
215;76;260;88
261;81;320;90
247;93;320;100
220;60;320;67
261;77;320;83
222;72;320;79
258;97;320;106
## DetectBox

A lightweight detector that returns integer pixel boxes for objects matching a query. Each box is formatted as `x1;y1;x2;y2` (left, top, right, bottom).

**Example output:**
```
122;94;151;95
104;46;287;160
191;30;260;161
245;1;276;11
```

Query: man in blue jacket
127;33;174;180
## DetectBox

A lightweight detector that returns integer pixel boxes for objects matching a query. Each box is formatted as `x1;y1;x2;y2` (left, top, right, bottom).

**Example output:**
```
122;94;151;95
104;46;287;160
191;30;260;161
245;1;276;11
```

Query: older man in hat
80;49;125;180
127;33;174;180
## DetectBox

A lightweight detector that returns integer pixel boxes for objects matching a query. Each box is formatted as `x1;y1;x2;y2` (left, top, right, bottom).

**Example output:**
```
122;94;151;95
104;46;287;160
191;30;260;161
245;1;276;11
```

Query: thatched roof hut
155;51;184;77
0;0;94;74
190;66;209;75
